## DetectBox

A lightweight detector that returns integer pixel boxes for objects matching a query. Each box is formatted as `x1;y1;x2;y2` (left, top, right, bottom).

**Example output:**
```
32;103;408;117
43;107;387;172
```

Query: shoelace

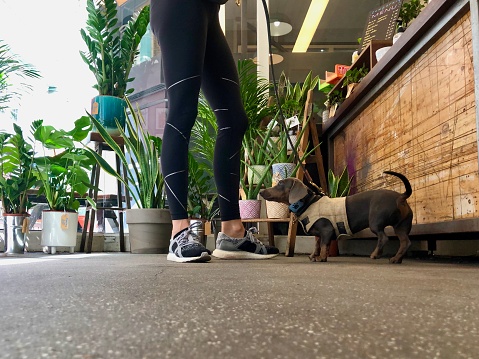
245;227;263;246
177;221;203;246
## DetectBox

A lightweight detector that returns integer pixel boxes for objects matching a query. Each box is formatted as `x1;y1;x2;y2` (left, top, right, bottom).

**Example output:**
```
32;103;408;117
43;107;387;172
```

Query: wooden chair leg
285;217;298;257
267;222;275;246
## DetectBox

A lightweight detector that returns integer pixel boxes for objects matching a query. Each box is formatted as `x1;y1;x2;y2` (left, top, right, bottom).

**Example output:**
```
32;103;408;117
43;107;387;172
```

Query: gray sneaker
212;227;279;260
167;223;211;263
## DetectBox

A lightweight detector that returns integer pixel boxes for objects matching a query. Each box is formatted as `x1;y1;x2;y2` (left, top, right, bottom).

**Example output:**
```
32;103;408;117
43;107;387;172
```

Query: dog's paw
309;255;327;262
389;256;403;264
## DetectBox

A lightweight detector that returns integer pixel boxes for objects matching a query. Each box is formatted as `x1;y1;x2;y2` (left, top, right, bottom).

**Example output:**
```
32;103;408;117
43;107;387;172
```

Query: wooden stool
80;132;131;253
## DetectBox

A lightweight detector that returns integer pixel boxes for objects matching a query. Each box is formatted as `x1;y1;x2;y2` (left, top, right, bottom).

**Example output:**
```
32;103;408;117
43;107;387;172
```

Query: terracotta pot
239;199;261;219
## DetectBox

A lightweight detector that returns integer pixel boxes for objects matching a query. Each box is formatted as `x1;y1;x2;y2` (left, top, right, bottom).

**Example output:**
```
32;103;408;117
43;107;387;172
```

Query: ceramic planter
90;95;126;136
126;208;172;254
239;199;262;219
41;211;78;254
247;165;270;185
286;134;298;151
2;214;29;254
272;162;296;186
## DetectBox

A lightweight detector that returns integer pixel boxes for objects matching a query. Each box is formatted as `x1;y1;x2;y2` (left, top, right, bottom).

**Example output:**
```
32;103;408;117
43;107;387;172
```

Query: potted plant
80;0;150;135
86;97;171;254
342;65;369;98
399;0;426;28
32;117;97;254
327;89;345;118
239;160;273;220
242;125;278;185
0;124;36;254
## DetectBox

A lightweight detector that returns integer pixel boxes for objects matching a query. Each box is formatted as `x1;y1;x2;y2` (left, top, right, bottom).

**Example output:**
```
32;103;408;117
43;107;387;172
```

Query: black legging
150;0;248;221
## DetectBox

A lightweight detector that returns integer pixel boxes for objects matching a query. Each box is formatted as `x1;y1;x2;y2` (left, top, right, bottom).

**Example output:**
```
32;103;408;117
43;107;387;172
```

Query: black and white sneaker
212;227;279;260
167;223;211;263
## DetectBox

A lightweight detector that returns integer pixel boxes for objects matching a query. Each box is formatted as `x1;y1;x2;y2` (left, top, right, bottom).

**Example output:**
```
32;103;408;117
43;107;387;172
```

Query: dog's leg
319;235;333;262
390;230;411;264
370;230;389;259
309;236;321;262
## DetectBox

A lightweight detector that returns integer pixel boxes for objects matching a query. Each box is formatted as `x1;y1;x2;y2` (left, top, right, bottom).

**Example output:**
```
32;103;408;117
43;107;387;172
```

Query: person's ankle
222;229;245;239
220;219;245;239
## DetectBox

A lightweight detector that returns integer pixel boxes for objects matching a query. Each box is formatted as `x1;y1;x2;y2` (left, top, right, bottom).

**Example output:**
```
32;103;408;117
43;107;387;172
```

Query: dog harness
297;197;353;238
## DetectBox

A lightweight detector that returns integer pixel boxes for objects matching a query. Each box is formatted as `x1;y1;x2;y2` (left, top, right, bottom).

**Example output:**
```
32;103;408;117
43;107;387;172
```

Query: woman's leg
201;5;278;259
150;0;208;227
150;0;211;261
200;4;247;238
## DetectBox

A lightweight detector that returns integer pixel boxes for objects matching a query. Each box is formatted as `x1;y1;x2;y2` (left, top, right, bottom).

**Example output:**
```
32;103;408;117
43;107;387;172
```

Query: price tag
285;115;300;129
204;221;212;235
61;214;69;230
91;101;99;115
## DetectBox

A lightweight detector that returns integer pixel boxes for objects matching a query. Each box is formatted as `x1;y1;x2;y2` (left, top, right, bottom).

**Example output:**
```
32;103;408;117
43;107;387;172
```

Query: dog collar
289;192;317;216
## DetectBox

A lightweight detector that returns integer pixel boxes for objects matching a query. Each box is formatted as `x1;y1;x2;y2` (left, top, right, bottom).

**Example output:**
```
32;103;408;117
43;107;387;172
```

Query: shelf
328;40;393;98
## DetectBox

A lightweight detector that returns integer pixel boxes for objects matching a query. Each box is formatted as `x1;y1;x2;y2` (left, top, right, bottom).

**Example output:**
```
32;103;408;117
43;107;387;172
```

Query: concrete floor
0;253;478;359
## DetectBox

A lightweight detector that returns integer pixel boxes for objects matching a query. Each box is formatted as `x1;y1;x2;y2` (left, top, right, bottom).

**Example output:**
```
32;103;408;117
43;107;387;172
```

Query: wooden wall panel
333;13;477;225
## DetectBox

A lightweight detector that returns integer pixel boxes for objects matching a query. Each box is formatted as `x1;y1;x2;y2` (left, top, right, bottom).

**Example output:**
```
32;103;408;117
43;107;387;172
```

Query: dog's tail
383;171;412;199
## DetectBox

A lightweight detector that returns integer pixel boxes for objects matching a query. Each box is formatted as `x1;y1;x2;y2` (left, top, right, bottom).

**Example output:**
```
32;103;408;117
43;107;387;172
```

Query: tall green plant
80;0;150;97
187;152;219;220
0;40;41;112
0;124;36;214
238;59;275;145
32;118;96;212
328;167;353;198
86;97;166;209
276;70;320;119
190;101;219;219
399;0;426;27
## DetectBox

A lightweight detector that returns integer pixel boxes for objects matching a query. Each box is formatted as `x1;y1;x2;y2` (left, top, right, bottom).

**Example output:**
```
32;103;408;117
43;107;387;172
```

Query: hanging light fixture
269;18;292;37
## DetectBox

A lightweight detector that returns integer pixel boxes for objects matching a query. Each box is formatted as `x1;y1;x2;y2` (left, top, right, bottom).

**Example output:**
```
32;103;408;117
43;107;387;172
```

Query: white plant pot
41;211;78;254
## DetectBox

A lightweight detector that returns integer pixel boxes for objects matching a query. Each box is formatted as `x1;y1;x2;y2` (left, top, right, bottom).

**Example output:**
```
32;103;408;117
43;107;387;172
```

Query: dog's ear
288;179;309;204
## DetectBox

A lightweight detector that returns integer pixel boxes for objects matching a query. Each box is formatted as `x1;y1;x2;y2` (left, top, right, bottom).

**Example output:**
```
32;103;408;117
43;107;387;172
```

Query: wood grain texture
333;13;477;225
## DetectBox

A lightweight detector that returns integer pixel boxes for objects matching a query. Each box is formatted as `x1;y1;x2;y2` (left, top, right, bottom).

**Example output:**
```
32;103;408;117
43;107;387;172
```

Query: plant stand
243;90;328;256
80;132;131;253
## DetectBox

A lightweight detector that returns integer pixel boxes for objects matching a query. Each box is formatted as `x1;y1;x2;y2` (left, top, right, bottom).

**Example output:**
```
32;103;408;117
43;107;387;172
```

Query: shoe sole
212;249;279;260
167;252;211;263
